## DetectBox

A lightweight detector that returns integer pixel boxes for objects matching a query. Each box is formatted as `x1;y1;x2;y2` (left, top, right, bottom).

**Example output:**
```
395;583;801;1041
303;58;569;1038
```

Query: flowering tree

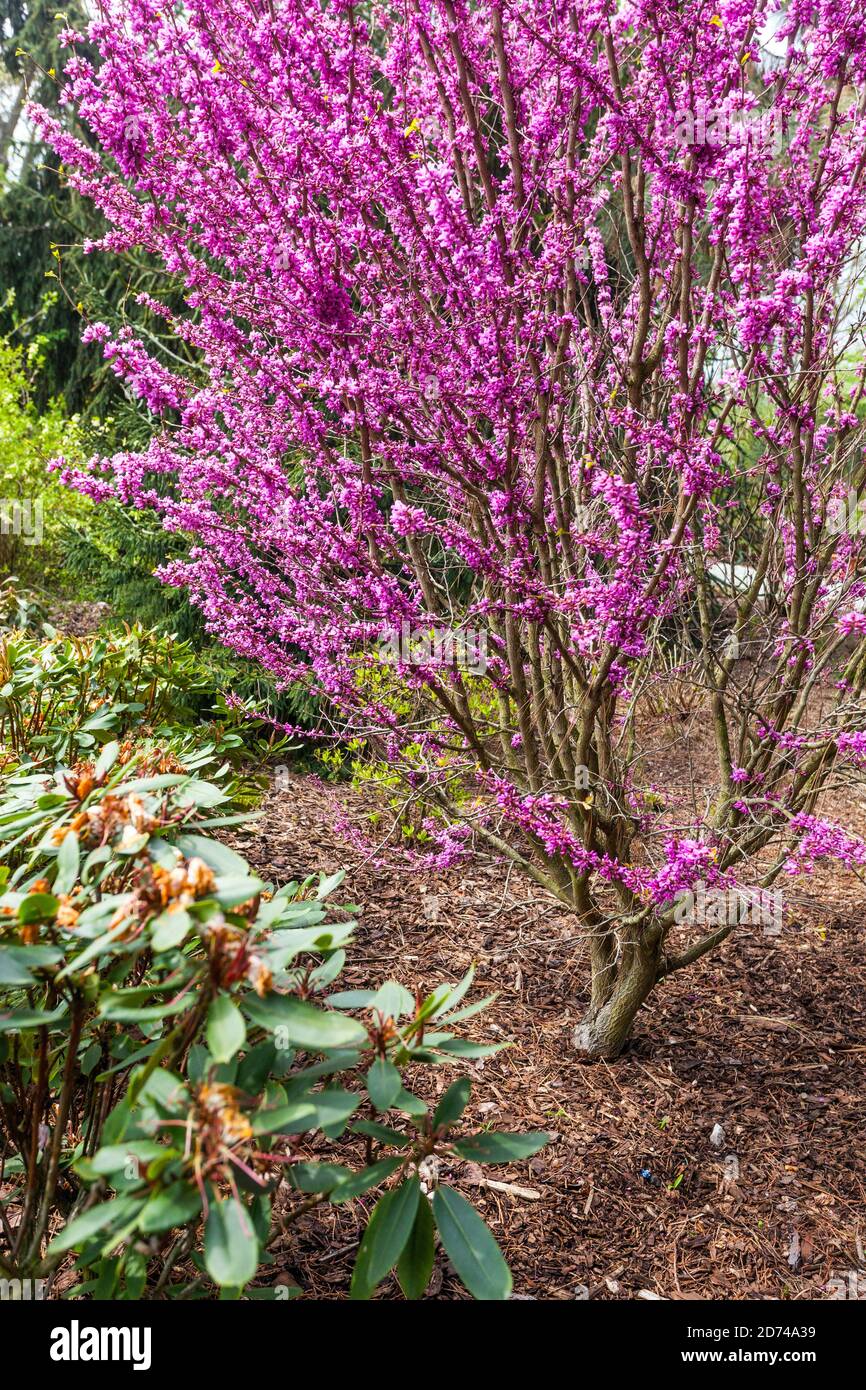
38;0;866;1056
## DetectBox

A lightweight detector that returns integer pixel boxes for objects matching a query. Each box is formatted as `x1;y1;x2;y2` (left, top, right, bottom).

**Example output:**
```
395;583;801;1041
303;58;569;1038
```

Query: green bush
0;622;297;784
0;744;546;1299
0;338;319;734
0;335;92;583
0;576;49;637
59;497;211;645
60;503;323;732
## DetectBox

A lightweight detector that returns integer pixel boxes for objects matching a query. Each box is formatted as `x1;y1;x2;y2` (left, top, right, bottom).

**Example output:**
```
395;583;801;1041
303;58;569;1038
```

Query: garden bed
225;772;866;1301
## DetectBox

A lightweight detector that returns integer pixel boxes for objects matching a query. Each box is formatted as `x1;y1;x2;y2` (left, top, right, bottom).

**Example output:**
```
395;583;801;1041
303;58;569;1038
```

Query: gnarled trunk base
573;996;646;1058
573;933;660;1059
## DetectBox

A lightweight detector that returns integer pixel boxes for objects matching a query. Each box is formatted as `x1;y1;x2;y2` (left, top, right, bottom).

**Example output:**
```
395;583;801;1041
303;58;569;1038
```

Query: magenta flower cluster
37;0;866;912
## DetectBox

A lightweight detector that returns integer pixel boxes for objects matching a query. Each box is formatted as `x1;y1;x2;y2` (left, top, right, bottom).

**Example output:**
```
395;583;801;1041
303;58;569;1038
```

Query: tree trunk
573;930;660;1059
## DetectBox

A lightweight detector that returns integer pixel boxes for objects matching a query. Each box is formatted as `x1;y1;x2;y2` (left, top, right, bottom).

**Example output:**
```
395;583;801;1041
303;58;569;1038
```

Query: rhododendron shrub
38;0;866;1056
0;746;544;1298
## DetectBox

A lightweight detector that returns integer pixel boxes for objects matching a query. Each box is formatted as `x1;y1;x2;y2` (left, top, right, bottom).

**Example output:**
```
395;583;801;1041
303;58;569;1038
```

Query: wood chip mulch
222;771;866;1302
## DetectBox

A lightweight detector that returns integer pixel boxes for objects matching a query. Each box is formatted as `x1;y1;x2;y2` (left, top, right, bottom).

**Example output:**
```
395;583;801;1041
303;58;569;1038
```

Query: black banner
0;1293;859;1377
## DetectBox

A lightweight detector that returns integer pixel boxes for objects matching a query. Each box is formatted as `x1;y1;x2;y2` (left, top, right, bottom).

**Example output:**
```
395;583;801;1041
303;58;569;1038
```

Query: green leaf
48;1195;140;1255
350;1178;421;1300
116;830;149;857
111;775;188;796
133;1067;188;1112
351;1119;413;1149
326;989;376;1010
56;916;136;980
94;1041;160;1081
330;1158;401;1202
99;994;194;1024
213;874;265;907
257;1082;360;1138
308;949;346;992
431;963;476;1018
0;948;37;986
204;1198;259;1288
393;1088;428;1119
173;779;227;809
124;1250;147;1300
0;943;61;975
432;1186;512;1300
0;1000;68;1032
433;1076;471;1131
174;834;249;876
369;979;415;1019
366;1058;402;1112
286;1162;351;1194
82;845;112;882
316;869;345;899
264;899;326;929
242;994;367;1051
264;921;354;968
18;892;59;924
236;1041;276;1094
151;908;192;953
310;1087;361;1135
439;992;498;1025
89;1140;167;1175
93;1257;120;1300
139;1182;202;1234
207;996;247;1064
94;740;120;781
54;830;80;896
452;1132;551;1164
434;1038;507;1059
80;1041;102;1076
398;1192;435;1300
251;1101;317;1137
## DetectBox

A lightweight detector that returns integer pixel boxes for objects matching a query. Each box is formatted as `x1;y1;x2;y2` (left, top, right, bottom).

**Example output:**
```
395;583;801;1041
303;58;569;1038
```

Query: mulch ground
224;771;866;1302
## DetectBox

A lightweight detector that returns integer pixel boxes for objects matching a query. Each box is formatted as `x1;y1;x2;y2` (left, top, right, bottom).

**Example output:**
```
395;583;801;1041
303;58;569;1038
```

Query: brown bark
574;931;660;1059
